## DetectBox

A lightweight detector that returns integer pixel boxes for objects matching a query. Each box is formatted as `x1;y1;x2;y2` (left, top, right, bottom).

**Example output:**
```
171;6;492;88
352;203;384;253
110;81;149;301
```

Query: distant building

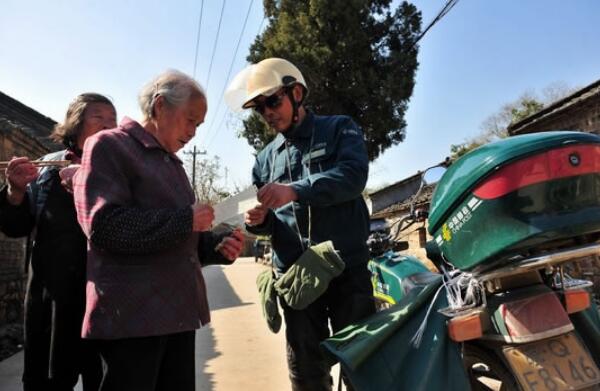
508;78;600;136
368;171;439;270
0;90;60;326
369;172;422;216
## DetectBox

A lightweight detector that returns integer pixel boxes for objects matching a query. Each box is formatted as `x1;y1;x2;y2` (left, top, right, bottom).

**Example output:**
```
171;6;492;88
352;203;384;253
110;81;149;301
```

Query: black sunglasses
252;91;286;114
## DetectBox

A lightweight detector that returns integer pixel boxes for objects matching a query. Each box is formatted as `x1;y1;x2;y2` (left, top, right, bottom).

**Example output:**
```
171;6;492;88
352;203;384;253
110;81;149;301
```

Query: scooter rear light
448;312;483;342
473;144;600;200
564;289;591;314
500;292;572;342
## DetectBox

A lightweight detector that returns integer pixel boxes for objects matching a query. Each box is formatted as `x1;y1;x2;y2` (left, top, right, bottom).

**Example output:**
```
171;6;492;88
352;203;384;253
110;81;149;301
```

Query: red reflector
500;292;571;339
474;144;600;199
564;289;591;314
448;312;483;342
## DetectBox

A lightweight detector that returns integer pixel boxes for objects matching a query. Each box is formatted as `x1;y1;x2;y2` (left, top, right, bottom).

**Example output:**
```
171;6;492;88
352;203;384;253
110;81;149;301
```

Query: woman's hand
215;228;244;261
192;203;215;232
5;157;38;205
59;164;81;194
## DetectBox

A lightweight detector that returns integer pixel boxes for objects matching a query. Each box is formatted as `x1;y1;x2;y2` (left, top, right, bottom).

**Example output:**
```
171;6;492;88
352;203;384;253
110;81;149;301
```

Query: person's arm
245;157;276;235
89;205;193;255
290;117;368;206
244;152;309;268
0;185;35;238
74;134;193;255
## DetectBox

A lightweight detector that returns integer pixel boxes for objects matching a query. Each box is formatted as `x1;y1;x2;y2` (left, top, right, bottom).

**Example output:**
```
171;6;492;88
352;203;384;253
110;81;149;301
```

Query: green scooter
323;131;600;391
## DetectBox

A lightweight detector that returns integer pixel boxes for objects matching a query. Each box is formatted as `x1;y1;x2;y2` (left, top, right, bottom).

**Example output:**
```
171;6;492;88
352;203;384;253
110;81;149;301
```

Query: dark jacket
73;117;230;340
247;111;370;272
0;150;93;382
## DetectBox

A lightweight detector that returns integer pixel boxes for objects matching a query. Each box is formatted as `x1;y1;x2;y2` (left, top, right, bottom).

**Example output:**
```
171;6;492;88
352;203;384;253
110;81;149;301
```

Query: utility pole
183;145;207;198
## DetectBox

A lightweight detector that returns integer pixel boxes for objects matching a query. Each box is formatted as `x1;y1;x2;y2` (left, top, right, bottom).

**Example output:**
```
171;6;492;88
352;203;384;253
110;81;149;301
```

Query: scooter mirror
423;166;447;185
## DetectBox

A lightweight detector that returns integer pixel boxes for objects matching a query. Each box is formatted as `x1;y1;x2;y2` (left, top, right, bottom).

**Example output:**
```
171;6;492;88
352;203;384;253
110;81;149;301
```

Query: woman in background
0;93;117;391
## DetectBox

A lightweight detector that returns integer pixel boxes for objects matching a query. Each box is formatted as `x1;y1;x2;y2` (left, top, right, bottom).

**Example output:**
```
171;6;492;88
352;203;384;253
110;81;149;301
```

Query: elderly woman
73;69;243;391
0;93;116;391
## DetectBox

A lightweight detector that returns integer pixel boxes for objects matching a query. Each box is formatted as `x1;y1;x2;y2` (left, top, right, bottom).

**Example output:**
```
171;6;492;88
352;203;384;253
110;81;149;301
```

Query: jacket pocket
303;145;335;174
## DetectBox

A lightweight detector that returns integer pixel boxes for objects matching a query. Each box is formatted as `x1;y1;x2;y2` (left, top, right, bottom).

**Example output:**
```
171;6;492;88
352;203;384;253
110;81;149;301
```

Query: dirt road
0;258;343;391
196;258;290;390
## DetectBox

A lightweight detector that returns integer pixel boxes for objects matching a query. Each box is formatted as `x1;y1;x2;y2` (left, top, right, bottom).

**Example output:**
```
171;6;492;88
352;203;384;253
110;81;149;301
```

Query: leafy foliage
450;83;577;160
240;0;422;161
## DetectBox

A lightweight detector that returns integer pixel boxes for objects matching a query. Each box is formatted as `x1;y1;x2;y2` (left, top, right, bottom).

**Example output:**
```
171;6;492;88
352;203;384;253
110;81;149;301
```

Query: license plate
503;333;600;391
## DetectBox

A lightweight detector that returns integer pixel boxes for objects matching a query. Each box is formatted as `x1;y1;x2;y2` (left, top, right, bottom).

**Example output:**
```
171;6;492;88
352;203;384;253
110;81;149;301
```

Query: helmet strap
286;87;300;124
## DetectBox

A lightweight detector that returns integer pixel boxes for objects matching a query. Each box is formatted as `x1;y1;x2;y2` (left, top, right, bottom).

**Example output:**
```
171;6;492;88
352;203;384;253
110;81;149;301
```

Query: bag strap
270;126;315;253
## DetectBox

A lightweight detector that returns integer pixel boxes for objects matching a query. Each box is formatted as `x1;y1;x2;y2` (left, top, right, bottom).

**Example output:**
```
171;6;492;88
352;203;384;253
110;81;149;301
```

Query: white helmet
225;58;307;113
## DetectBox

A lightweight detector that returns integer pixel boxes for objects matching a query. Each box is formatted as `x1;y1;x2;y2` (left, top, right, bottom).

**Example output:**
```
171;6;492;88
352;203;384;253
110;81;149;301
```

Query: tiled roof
508;78;600;135
371;184;435;219
0;90;60;151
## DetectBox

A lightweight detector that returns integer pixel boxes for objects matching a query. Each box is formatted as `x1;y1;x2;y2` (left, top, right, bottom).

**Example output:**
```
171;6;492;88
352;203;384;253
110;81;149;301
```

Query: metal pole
192;145;197;192
183;146;207;200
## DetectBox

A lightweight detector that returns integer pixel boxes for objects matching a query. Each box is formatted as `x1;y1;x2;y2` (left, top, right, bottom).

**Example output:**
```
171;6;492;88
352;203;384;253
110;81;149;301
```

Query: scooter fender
368;251;434;305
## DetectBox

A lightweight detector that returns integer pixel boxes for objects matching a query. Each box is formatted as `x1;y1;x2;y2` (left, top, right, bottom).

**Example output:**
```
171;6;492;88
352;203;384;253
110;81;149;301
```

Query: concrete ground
0;258;342;391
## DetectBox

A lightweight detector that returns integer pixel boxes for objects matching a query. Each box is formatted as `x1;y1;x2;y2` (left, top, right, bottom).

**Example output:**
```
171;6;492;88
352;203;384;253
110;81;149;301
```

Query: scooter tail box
428;131;600;271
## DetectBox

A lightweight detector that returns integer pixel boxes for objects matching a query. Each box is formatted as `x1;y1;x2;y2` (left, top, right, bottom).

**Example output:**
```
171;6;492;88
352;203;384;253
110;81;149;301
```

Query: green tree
450;83;576;160
449;95;543;160
240;0;422;161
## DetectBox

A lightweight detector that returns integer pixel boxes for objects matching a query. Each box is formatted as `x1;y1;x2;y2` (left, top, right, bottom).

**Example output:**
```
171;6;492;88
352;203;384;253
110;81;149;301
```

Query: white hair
138;69;206;120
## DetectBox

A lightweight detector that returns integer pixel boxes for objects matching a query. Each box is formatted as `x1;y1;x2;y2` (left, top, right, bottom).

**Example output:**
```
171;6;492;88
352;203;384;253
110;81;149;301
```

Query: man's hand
5;157;38;206
59;164;81;194
192;203;215;232
245;204;269;226
256;183;297;209
215;228;244;261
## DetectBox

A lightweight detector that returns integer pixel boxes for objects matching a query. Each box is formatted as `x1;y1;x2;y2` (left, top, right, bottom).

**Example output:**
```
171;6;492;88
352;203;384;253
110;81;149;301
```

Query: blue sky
1;0;600;191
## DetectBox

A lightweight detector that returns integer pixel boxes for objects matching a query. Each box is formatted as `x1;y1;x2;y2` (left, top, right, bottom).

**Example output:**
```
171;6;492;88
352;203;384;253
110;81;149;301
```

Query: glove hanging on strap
274;240;345;310
256;269;282;333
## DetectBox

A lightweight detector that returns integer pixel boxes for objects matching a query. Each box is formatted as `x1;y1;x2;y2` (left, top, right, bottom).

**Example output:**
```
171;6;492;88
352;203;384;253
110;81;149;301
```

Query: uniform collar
273;111;314;150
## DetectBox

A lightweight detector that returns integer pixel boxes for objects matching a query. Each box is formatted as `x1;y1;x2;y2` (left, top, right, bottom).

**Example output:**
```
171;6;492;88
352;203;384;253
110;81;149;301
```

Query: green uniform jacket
247;111;370;273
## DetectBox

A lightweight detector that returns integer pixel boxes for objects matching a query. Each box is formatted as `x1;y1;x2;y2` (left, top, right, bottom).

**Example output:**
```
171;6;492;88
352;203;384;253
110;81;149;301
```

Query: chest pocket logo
306;148;326;160
302;146;333;174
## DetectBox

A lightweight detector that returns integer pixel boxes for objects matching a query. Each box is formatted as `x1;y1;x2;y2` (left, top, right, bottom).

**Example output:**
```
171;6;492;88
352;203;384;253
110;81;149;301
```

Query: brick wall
511;94;600;135
385;214;438;272
0;91;58;328
0;129;51;327
0;233;26;323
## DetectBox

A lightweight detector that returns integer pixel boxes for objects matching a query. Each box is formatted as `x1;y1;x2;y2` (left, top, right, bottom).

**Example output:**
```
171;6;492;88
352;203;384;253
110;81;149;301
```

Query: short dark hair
51;93;115;149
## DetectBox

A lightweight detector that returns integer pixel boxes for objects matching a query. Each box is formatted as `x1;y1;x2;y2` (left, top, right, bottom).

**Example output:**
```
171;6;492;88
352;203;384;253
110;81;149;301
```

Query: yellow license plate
503;333;600;391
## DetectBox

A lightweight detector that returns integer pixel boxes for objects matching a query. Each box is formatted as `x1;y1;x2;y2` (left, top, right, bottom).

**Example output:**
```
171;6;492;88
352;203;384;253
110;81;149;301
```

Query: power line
411;0;459;49
205;0;227;91
211;109;229;149
192;0;204;79
204;14;266;149
202;0;256;148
